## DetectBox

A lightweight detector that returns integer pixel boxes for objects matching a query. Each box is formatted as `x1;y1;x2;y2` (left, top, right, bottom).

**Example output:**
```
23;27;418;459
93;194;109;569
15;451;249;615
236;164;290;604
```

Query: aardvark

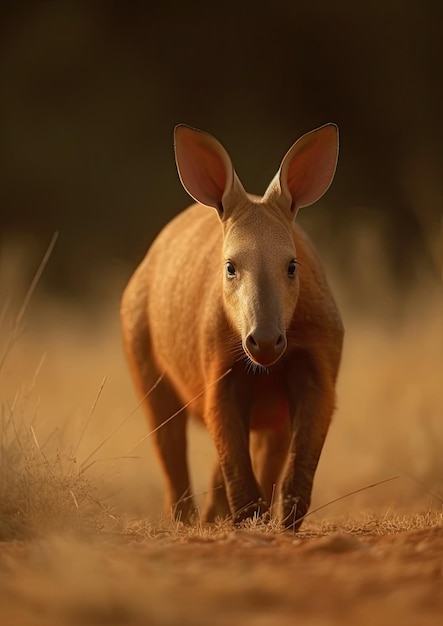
121;124;343;530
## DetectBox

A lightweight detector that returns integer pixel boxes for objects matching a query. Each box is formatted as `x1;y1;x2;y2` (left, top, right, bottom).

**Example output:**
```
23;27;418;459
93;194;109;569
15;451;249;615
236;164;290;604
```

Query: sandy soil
1;523;443;626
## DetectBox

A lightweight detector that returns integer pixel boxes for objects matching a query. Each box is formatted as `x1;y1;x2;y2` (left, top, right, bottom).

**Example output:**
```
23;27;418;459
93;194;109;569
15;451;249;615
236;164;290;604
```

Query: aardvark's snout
244;327;287;367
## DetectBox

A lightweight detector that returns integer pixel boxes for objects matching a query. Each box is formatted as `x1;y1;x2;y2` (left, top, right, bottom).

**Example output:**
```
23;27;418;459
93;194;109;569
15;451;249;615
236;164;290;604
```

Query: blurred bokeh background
1;0;442;313
0;1;442;519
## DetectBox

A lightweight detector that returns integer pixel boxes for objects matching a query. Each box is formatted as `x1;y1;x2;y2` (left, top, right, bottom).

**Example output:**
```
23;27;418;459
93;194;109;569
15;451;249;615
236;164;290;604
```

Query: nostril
275;334;285;349
246;334;258;350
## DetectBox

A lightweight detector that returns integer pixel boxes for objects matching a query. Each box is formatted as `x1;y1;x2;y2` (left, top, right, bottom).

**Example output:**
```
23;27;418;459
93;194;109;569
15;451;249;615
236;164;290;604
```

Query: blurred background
0;1;442;519
1;0;441;314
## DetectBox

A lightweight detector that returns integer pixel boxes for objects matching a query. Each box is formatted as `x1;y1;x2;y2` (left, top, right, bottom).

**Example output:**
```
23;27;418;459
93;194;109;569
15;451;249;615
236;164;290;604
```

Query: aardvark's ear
263;123;339;218
174;125;246;219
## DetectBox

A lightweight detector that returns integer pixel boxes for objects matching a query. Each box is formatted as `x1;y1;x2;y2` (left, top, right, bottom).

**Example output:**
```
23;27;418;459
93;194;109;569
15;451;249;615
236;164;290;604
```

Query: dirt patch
1;523;442;626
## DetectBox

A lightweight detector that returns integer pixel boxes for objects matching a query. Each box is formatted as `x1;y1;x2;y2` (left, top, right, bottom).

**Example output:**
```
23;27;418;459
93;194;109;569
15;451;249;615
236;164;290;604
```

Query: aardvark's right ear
174;125;245;219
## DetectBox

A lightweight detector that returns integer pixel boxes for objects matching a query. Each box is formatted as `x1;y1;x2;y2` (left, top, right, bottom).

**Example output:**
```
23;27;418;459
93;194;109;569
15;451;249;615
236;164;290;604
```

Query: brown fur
121;124;343;529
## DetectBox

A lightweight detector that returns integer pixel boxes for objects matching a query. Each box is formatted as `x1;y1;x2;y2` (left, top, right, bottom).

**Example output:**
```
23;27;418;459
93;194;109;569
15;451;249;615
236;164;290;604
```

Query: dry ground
1;520;443;626
0;262;442;624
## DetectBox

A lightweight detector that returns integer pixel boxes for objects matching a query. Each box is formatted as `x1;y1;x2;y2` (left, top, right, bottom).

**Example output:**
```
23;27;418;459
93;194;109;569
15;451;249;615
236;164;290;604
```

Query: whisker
240;352;269;376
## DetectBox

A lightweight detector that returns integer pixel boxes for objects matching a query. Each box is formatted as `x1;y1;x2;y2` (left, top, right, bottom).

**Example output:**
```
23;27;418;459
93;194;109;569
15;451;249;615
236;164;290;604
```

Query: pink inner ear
175;129;229;209
283;126;338;212
189;142;227;203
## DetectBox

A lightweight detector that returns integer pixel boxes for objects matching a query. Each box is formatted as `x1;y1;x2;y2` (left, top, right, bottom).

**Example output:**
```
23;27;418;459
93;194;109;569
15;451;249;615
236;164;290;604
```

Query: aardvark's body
121;124;343;530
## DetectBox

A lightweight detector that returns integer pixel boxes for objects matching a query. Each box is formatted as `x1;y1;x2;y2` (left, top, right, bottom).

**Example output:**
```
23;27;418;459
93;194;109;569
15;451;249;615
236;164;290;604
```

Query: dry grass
0;410;110;539
2;296;442;535
1;277;442;534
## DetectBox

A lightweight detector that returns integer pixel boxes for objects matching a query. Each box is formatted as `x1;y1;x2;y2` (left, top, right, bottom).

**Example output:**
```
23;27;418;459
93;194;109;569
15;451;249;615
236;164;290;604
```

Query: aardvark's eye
226;261;236;278
288;259;297;278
